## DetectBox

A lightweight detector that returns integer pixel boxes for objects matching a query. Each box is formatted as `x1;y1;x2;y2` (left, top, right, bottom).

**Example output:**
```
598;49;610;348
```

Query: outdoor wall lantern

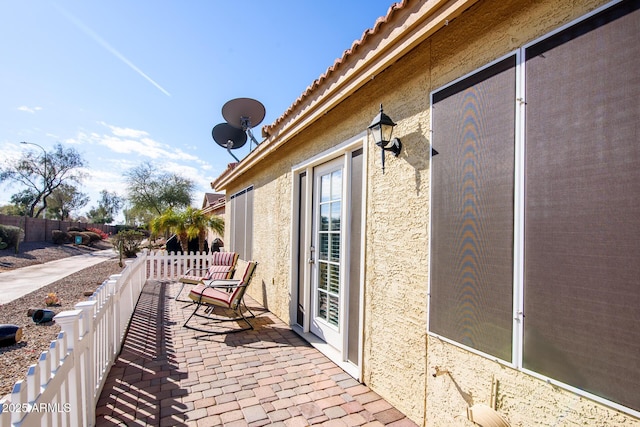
368;104;401;173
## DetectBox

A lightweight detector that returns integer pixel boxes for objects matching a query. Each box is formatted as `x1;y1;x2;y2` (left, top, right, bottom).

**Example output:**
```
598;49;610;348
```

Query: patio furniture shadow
187;303;277;342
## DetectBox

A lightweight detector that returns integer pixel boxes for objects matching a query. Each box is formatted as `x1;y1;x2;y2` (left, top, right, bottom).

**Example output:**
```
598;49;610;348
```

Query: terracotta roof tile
261;1;407;137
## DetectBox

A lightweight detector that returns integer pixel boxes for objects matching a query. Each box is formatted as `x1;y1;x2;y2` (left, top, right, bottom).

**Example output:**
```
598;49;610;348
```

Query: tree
125;162;195;217
122;204;155;228
87;190;123;224
8;189;37;216
0;204;23;216
0;143;86;218
150;207;224;253
46;184;89;220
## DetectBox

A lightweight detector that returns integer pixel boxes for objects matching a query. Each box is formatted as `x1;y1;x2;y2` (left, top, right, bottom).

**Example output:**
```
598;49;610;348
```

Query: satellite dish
222;98;265;130
212;123;248;162
222;98;265;149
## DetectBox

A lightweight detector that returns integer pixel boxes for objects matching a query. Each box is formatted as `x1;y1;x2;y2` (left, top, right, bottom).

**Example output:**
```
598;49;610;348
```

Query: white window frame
427;0;640;418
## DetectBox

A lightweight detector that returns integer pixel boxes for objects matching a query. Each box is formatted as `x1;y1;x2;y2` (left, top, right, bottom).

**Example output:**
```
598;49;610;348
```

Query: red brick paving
95;280;418;426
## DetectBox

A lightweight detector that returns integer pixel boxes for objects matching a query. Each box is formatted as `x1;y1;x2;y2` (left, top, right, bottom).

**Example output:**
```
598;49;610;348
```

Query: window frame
427;50;523;368
427;0;640;418
229;185;253;260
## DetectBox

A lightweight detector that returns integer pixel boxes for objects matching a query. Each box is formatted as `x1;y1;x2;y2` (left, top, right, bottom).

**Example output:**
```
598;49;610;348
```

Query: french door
310;159;344;350
292;144;364;378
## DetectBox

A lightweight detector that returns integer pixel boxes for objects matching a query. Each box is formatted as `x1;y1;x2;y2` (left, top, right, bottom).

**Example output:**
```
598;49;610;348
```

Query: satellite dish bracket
225;140;240;162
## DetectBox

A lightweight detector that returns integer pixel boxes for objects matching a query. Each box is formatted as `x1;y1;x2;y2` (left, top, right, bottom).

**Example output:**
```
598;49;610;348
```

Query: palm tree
150;207;224;253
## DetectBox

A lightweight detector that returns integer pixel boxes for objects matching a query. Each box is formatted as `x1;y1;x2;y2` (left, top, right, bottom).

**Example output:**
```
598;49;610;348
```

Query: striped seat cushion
189;283;234;306
179;265;233;285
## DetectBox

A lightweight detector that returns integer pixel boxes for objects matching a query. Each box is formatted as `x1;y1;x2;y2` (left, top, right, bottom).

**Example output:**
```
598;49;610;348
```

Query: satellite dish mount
222;98;266;151
212;123;248;162
212;97;266;162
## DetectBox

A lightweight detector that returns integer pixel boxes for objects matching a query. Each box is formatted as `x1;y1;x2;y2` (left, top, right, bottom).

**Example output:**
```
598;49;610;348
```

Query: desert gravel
0;242;123;398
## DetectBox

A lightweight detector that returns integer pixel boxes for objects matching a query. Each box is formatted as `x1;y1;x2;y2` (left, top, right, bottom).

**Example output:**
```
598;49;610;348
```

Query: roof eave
212;0;479;192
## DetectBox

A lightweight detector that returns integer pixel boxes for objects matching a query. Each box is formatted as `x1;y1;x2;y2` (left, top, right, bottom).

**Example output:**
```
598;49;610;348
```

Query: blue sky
0;0;394;220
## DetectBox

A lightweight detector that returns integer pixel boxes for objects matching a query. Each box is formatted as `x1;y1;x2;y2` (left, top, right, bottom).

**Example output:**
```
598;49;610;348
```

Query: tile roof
261;0;407;137
212;0;478;190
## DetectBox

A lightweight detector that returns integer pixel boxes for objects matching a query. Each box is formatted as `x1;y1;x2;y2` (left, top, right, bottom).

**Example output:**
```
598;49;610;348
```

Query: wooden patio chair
183;260;258;334
175;252;239;302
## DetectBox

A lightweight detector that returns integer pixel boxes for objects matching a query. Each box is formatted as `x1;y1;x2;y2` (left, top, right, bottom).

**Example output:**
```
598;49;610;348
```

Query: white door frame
289;134;367;380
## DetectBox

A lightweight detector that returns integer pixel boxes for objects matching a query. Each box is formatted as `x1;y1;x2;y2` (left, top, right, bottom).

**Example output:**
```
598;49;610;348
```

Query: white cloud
61;122;217;211
76;122;201;162
17;106;43;114
80;168;128;198
102;122;149;139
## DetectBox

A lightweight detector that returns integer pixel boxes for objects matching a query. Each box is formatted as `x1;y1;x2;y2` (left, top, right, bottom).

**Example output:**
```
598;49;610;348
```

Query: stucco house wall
214;0;640;425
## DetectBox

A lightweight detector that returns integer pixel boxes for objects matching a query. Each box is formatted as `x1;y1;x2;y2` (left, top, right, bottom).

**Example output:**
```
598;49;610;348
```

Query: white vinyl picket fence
145;250;216;281
0;250;213;427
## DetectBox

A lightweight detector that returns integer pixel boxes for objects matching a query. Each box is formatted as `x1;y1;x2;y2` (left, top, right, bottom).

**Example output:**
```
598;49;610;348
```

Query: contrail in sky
53;3;171;97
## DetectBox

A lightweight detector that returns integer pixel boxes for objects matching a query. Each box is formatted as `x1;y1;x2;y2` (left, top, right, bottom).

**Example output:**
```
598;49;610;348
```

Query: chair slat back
228;261;258;309
211;252;238;267
204;264;234;280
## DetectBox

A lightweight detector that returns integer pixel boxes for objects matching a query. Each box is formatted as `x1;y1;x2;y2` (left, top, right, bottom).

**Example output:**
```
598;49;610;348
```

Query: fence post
54;310;84;427
75;300;97;424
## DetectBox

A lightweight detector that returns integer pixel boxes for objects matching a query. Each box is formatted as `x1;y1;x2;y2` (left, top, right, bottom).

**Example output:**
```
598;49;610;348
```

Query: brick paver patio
95;280;418;427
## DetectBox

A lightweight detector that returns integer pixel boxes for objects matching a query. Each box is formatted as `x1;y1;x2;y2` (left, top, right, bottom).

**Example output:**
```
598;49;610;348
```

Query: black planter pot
0;324;23;347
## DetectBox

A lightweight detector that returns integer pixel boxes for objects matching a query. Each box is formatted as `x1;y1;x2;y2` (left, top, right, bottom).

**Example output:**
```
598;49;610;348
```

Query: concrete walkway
0;249;116;304
96;280;419;427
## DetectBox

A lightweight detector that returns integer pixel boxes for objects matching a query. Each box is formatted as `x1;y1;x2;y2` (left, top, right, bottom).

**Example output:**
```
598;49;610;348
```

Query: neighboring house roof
202;192;225;215
212;0;479;191
203;192;224;209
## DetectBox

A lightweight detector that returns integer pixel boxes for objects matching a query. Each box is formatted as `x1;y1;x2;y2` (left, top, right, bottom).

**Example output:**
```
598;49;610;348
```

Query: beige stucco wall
424;0;640;426
219;0;640;425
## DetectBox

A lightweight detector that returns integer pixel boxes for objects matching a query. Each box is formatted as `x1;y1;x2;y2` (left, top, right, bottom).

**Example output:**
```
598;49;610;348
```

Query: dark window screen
230;186;253;260
430;56;516;362
523;0;640;411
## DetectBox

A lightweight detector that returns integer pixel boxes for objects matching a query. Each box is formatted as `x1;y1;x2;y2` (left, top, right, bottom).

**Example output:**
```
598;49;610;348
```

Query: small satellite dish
222;98;265;149
212;123;248;162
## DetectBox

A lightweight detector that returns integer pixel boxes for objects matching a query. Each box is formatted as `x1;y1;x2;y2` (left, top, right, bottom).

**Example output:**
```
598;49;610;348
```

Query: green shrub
51;230;71;244
68;231;91;245
112;230;145;258
0;224;24;251
84;231;102;244
67;226;84;232
0;237;7;250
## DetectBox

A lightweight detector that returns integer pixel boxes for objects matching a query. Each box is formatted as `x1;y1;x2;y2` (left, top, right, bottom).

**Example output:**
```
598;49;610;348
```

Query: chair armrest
183;267;209;275
202;279;243;289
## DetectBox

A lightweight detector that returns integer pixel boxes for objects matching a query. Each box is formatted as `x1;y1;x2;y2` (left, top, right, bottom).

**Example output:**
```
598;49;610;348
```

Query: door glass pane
331;202;341;231
328;295;339;326
321;174;331;202
330;233;340;262
319;234;328;261
318;292;327;319
331;170;342;199
329;264;340;294
319;263;328;290
320;204;329;231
